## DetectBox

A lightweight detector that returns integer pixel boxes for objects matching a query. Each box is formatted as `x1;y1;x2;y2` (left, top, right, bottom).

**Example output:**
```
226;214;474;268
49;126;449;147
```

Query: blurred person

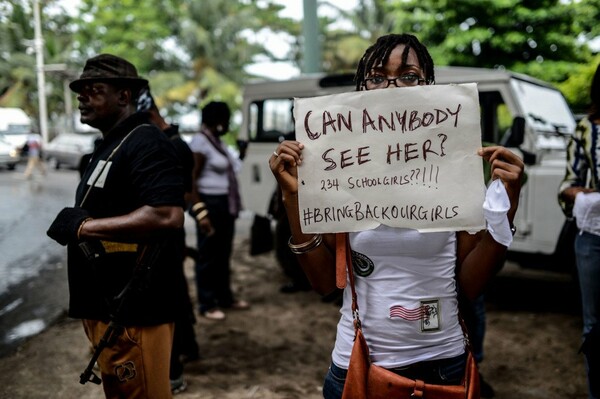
269;33;524;399
188;101;249;320
23;133;46;178
269;185;311;293
46;53;185;399
267;126;311;294
460;141;529;398
137;86;199;394
558;62;600;399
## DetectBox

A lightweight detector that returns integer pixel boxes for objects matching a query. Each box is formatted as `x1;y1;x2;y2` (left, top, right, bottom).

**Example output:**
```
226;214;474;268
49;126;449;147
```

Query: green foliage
557;55;600;115
319;0;396;72
1;0;77;130
73;0;183;73
570;0;600;41
388;0;587;72
317;0;599;112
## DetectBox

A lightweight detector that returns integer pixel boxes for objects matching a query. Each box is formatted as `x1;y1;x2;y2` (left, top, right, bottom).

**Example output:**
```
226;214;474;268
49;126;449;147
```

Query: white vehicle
238;68;576;272
0;107;32;160
44;132;101;170
0;136;20;170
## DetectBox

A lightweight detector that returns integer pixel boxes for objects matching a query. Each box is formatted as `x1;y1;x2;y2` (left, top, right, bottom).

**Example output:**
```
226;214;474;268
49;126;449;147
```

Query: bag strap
78;124;150;208
336;232;362;335
335;233;347;289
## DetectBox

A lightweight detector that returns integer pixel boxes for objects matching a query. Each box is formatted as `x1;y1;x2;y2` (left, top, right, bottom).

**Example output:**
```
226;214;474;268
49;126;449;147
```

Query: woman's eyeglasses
363;73;426;90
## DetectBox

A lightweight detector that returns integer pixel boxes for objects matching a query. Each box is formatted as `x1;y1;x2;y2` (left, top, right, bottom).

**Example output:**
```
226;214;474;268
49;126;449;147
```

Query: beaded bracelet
288;234;323;255
191;202;206;213
195;209;209;222
191;202;209;222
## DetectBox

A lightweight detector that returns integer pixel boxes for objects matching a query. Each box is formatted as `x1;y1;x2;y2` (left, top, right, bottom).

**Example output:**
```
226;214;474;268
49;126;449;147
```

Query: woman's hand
269;140;304;195
561;186;596;204
478;146;525;216
198;216;215;237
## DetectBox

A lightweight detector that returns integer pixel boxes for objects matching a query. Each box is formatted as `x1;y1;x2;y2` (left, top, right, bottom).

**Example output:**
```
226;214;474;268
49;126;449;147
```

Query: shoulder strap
200;129;230;158
336;233;348;289
78;124;150;208
336;232;362;335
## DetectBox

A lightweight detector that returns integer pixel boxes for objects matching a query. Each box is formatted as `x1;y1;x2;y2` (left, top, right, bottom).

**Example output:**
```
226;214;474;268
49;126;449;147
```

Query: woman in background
189;101;249;320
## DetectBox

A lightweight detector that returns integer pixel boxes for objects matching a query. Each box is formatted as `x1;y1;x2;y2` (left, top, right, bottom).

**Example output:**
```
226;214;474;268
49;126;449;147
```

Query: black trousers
194;194;235;313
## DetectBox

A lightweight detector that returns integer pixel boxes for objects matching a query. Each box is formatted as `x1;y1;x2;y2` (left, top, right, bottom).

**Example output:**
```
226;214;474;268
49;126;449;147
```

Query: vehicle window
249;98;295;142
510;79;575;135
3;125;29;134
479;91;513;145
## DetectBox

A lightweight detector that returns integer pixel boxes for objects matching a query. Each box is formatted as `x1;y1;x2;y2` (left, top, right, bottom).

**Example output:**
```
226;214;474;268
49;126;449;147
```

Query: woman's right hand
269;140;304;195
198;216;215;237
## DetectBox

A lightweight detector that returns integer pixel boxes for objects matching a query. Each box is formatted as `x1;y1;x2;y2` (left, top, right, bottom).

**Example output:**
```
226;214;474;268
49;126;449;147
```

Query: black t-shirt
163;123;194;194
68;113;185;325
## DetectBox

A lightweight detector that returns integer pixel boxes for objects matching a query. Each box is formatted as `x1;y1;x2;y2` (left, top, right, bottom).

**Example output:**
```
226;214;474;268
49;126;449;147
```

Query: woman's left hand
478;146;524;209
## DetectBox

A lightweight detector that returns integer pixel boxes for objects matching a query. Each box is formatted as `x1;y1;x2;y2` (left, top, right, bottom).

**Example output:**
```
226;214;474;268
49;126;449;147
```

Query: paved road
0;165;253;358
0;166;78;357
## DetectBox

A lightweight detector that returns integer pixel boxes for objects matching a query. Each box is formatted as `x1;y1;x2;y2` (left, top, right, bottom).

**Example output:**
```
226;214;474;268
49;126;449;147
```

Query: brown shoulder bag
336;233;480;399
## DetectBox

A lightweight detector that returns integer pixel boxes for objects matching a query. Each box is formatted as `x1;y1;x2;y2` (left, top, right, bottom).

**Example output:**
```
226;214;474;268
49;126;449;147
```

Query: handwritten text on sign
294;83;486;234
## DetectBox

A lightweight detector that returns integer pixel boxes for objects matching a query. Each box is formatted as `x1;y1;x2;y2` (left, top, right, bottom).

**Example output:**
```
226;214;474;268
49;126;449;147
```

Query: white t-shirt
189;133;230;195
332;225;465;369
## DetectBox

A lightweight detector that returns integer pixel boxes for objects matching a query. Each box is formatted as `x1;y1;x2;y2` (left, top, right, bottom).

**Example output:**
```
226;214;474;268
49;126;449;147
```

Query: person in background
558;62;600;399
188;101;249;320
267;125;312;294
137;86;200;395
23;133;46;179
269;33;524;399
461;140;529;399
269;185;312;293
47;53;185;398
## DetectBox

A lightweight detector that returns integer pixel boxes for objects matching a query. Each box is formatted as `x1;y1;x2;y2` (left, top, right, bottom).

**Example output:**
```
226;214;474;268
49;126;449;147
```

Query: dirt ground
0;231;590;399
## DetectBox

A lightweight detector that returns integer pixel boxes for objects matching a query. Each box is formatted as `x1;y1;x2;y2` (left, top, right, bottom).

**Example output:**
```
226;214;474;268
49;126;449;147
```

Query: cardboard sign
294;83;486;234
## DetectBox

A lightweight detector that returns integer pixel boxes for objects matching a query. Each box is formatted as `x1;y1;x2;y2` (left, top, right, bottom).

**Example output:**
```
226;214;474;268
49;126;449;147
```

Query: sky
246;0;357;79
230;1;357;131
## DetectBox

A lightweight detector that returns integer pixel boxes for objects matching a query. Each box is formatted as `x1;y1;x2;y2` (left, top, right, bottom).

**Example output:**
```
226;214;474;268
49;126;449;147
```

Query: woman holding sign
269;33;524;399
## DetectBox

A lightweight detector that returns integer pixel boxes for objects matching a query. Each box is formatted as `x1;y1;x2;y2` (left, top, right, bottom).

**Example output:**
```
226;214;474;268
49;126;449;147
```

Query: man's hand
47;207;91;246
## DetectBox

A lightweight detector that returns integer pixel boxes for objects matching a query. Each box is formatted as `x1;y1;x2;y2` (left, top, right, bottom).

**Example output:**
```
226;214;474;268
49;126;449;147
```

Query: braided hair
354;34;435;91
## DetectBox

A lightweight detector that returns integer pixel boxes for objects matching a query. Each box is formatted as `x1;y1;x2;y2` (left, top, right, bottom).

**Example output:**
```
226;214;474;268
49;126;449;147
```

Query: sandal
201;308;226;320
229;300;250;310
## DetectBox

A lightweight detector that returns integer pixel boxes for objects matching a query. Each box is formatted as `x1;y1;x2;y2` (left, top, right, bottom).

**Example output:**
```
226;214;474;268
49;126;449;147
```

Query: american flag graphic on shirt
390;299;440;331
390;305;429;320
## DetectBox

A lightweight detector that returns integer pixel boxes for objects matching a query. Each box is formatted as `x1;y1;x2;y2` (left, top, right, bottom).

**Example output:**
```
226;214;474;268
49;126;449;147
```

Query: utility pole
45;64;75;132
302;0;322;74
33;0;49;145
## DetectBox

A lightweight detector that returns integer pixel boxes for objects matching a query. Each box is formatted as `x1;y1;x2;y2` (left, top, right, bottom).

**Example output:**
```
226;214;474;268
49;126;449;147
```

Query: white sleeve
188;133;209;155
